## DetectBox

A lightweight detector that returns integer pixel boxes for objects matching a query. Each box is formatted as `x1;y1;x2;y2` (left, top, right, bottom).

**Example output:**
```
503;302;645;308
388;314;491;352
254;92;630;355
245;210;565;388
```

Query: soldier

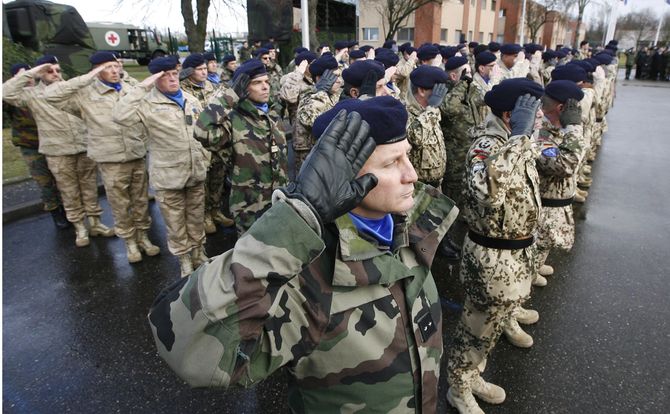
238;40;252;63
497;44;530;81
374;48;401;97
3;56;114;247
395;42;418;100
472;51;497;121
467;41;479;70
113;56;209;277
488;41;501;60
293;54;341;173
578;40;590;60
179;53;216;105
279;51;317;128
348;49;366;65
3;63;68;229
219;54;237;83
195;59;289;235
202;52;221;86
541;49;558;86
416;43;442;67
42;52;158;261
534;81;586;287
333;40;350;68
148;97;459;413
341;59;388;99
263;43;284;99
285;46;308;73
447;79;544;414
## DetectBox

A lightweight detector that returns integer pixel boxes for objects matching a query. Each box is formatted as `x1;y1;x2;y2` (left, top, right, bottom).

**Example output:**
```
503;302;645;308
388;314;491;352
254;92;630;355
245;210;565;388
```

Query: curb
3;184;106;224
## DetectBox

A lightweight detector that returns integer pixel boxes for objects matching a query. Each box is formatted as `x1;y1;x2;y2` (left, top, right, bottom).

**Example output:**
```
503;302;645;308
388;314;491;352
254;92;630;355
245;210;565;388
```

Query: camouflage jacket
113;86;209;191
541;64;555;86
536;119;585;200
496;59;530;82
395;55;417;101
266;61;284;99
579;87;596;147
462;114;541;239
2;73;88;156
406;99;446;184
471;73;491;122
220;68;234;83
148;182;458;414
3;102;39;149
440;80;483;170
121;70;139;86
180;78;216;108
293;89;339;152
279;70;314;124
195;98;289;233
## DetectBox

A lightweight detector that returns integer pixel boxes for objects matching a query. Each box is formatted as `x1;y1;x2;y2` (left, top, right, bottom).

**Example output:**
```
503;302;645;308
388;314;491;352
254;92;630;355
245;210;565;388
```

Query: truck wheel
137;57;150;66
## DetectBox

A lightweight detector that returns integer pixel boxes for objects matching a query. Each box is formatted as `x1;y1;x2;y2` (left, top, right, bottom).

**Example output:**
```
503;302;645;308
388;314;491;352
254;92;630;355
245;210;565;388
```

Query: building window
441;29;448;42
481;0;487;9
499;8;506;17
489;32;493;42
363;28;379;41
497;34;505;43
491;0;496;11
397;27;414;42
468;30;473;41
478;31;484;42
455;30;462;43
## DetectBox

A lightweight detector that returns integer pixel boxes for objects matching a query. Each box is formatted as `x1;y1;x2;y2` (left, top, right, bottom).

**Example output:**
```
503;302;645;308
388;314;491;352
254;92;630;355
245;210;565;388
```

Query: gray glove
559;98;582;127
281;110;378;227
230;72;249;101
315;69;338;93
179;67;194;81
510;94;541;137
427;83;449;108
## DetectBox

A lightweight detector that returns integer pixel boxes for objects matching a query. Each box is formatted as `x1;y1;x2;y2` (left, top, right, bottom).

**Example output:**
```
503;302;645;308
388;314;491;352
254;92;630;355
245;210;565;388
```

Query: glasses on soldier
47;68;61;74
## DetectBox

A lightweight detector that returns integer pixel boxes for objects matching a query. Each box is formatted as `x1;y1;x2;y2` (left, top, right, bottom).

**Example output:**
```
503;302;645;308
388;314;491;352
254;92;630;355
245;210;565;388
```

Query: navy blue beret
500;44;522;55
89;51;117;65
313;96;408;145
417;44;440;61
545;80;584;103
294;46;308;54
594;53;613;65
444;56;469;71
382;40;396;49
603;47;616;55
35;55;58;66
319;43;329;48
474;44;488;56
488;42;501;52
203;52;217;62
374;49;400;68
222;54;236;64
349;50;366;60
568;59;595;73
398;42;412;53
262;43;275;50
342;60;385;87
484;78;545;112
359;45;373;53
554;49;567;59
182;53;206;69
609;39;619;46
542;50;557;62
405;46;416;55
295;51;317;66
560;47;573;55
10;63;30;76
524;43;543;55
571;48;578;55
440;46;459;59
232;58;267;81
585;58;602;68
551;65;587;82
309;54;339;77
475;51;497;66
410;65;450;89
348;40;359;48
457;43;467;50
468;41;479;48
148;56;179;74
334;40;349;50
254;48;270;57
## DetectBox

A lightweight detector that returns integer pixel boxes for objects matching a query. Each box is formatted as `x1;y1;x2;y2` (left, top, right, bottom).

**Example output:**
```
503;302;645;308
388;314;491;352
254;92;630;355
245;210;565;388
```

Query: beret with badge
484;78;544;112
342;60;385;87
148;55;179;74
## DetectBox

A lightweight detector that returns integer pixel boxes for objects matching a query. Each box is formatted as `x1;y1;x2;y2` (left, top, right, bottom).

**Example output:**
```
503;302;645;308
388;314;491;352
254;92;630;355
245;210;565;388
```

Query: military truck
87;22;167;65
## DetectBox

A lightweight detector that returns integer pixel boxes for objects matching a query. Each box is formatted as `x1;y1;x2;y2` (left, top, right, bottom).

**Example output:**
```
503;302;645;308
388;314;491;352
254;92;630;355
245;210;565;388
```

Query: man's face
501;53;516;69
478;61;496;78
354;139;418;218
268;50;276;61
98;61;121;83
225;61;238;72
259;54;271;66
206;60;218;74
41;64;63;85
190;64;208;83
156;69;180;94
247;74;270;103
329;69;343;93
375;78;389;96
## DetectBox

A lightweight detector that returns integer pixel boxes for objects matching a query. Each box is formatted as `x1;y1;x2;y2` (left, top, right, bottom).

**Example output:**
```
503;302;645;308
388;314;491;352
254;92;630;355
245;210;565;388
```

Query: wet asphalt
3;78;670;413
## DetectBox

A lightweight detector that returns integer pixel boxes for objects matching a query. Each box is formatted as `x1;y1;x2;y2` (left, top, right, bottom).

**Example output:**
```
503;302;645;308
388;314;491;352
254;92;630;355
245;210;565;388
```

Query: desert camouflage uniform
405;98;446;187
220;68;234;83
541;63;555;86
279;70;314;126
293;88;339;172
447;114;541;393
148;182;458;414
496;59;530;82
121;70;139;86
195;97;289;235
577;87;596;182
395;55;417;101
535;119;586;269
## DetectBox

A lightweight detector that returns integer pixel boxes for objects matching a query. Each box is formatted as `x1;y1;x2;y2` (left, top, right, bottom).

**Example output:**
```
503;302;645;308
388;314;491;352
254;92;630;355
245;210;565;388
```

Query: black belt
541;197;574;207
468;231;534;250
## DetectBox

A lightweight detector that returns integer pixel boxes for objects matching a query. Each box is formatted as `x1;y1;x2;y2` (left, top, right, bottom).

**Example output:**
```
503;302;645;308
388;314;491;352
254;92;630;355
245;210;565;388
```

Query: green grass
123;63;151;82
3;128;30;183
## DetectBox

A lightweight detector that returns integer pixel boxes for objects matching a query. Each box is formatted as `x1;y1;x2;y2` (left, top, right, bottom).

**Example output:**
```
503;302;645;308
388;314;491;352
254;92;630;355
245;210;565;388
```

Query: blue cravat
162;89;185;109
207;73;220;84
348;212;394;247
254;102;269;113
101;80;122;92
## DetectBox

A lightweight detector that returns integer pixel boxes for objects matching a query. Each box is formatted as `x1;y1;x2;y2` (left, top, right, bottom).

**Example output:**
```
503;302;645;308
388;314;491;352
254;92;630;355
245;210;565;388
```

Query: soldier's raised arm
2;64;50;107
42;63;112;109
112;71;164;127
536;98;585;178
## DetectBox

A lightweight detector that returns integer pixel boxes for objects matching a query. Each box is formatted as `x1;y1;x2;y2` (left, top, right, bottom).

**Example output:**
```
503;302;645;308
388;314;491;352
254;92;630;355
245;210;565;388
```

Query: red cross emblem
107;33;118;44
104;31;121;47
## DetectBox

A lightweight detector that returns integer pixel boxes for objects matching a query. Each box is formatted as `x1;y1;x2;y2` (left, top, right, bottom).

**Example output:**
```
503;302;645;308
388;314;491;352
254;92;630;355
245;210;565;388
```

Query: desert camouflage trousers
537;205;575;252
448;235;535;392
155;183;205;256
20;147;61;211
98;159;151;239
45;153;102;223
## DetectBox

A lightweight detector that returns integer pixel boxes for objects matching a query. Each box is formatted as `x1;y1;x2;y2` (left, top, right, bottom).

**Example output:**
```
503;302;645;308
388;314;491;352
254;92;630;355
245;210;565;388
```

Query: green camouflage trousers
448;235;535;392
155;183;205;256
204;153;226;214
19;147;61;211
45;153;103;223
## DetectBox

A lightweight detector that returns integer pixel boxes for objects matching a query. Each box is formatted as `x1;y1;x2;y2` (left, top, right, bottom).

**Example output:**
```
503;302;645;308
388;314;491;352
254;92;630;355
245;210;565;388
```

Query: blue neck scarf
207;73;220;84
101;80;122;92
162;89;185;109
348;212;394;247
254;102;269;113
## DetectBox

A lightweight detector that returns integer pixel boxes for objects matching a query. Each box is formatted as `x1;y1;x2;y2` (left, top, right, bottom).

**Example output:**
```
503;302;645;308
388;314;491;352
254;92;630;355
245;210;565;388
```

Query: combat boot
471;376;506;404
50;206;71;230
124;238;142;263
532;274;548;287
539;264;554;276
73;220;90;247
204;212;217;234
515;306;540;325
178;254;194;278
191;245;209;268
446;387;484;414
212;210;235;227
503;318;534;348
136;230;160;256
88;216;115;237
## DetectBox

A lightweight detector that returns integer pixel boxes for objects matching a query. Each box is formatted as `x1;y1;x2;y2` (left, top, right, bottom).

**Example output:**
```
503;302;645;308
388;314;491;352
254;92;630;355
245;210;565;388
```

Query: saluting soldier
497;44;530;81
278;51;317;127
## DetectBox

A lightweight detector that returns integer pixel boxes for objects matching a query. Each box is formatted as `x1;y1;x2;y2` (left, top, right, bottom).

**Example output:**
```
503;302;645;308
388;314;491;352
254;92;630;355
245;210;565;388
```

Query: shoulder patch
542;147;559;157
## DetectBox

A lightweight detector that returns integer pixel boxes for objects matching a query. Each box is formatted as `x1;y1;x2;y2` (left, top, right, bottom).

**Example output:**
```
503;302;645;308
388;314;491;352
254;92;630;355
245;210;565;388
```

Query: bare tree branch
373;0;442;42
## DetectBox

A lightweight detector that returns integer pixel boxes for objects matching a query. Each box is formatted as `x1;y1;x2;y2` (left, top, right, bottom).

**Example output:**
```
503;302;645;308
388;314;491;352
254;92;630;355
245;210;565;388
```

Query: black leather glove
510;94;541;137
315;69;338;93
427;82;449;108
179;67;194;81
359;70;379;97
230;72;249;101
281;110;378;226
559;98;582;127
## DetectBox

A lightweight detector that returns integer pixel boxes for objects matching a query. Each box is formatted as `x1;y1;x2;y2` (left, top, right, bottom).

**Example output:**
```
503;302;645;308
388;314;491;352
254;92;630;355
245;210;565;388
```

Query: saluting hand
139;71;164;88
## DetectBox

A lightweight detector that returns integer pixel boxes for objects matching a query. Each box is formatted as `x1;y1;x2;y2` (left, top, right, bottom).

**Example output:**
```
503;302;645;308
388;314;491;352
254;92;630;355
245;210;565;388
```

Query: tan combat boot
73;220;90;247
578;176;593;188
503;317;534;348
515;306;540;325
178;254;194;277
471;375;506;404
125;238;142;263
532;274;548;287
539;264;554;276
446;387;484;414
212;210;235;227
88;216;115;237
191;245;209;268
136;230;160;256
204;212;217;234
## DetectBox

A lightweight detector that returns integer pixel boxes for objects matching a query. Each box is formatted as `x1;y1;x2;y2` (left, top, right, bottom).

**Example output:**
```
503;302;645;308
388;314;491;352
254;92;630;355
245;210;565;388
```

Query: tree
616;9;658;47
373;0;443;42
567;0;593;48
524;0;568;43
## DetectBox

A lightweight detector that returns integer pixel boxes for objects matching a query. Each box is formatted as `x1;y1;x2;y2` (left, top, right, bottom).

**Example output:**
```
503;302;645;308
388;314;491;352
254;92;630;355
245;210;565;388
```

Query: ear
502;111;512;123
350;88;360;98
